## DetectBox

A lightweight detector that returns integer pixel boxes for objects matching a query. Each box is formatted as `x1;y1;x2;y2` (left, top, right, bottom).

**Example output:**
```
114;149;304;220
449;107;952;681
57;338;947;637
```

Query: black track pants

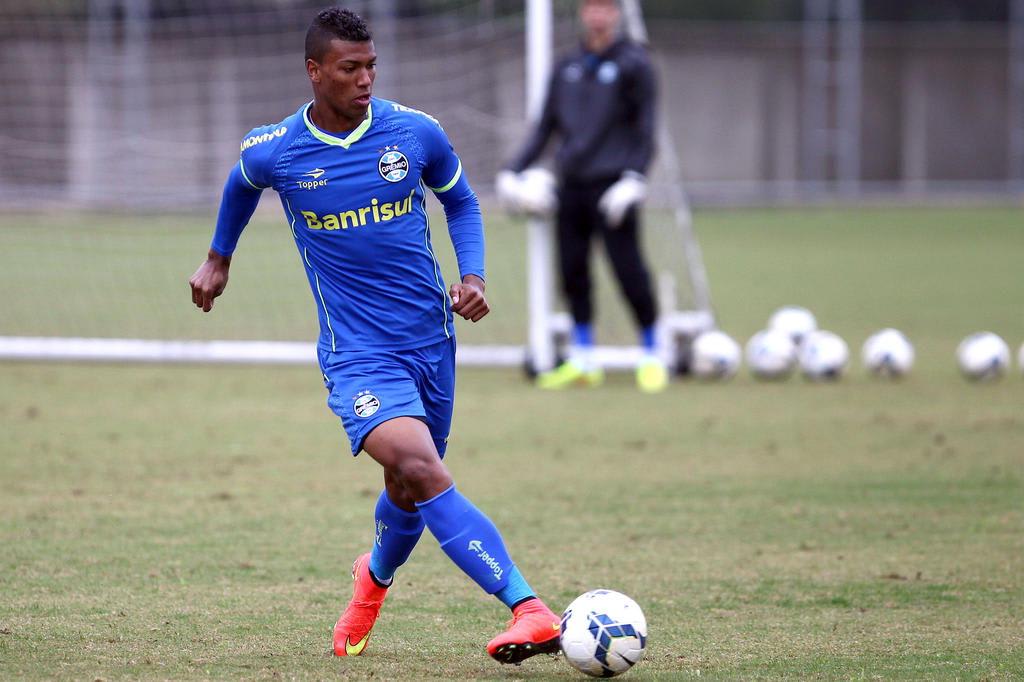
555;179;657;330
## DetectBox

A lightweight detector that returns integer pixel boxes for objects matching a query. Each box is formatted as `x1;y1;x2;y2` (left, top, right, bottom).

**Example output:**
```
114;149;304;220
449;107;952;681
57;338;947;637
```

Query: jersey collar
302;101;373;149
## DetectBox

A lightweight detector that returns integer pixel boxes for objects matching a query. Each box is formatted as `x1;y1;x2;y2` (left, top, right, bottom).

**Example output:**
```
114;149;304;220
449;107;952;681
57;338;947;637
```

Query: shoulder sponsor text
241;126;287;152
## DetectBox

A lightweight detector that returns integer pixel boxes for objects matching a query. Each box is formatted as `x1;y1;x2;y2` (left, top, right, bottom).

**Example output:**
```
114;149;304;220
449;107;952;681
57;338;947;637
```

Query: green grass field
1;206;1023;680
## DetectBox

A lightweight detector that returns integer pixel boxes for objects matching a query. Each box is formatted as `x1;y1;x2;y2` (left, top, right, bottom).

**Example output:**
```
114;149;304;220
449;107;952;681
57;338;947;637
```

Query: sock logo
467;539;504;581
375;519;387;547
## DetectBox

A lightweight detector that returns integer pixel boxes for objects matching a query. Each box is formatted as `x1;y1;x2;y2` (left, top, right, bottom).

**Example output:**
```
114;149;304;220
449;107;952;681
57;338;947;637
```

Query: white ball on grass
956;332;1010;381
862;328;915;377
745;329;797;380
560;589;647;678
799;330;849;381
691;330;741;380
768;306;818;345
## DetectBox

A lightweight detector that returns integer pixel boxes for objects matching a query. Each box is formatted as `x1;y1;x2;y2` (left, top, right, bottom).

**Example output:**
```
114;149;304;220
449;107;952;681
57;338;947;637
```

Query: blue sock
416;485;513;594
640;325;657;352
574;322;594;348
495;566;536;609
369;490;425;582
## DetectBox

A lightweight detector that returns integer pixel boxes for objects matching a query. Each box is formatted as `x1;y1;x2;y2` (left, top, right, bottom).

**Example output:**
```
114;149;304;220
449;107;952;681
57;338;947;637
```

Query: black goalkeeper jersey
508;37;656;183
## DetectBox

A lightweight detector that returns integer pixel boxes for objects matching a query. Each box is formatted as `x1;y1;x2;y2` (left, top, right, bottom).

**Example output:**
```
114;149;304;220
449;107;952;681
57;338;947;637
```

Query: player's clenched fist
189;250;231;312
449;274;489;323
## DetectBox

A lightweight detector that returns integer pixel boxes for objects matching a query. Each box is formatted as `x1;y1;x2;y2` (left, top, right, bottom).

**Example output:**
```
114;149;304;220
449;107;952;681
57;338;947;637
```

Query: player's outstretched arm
188;162;263;312
418;111;487;323
450;274;489;323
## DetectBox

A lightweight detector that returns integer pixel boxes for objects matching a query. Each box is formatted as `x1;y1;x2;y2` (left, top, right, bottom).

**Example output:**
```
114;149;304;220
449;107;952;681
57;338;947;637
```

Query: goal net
0;0;713;368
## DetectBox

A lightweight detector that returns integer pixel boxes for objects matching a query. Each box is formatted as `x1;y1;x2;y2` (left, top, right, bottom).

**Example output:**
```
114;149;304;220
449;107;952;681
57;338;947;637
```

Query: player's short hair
305;7;372;62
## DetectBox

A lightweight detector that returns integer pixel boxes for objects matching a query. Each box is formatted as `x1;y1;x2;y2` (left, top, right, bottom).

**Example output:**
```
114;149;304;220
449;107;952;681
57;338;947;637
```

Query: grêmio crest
378;147;409;183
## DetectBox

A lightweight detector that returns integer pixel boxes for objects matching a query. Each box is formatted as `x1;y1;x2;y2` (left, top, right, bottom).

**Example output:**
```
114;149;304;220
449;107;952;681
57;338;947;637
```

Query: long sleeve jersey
209;98;485;353
507;37;657;183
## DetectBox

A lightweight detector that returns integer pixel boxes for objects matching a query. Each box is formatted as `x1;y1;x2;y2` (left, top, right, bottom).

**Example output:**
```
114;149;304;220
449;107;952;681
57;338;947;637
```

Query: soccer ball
798;330;849;381
560;589;647;678
691;330;741;380
956;332;1010;380
862;328;915;377
768;306;817;345
745;329;797;380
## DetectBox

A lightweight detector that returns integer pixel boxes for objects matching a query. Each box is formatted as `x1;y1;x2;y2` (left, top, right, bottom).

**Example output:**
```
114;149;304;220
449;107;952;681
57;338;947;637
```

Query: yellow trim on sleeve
238;158;261;189
428;160;463;193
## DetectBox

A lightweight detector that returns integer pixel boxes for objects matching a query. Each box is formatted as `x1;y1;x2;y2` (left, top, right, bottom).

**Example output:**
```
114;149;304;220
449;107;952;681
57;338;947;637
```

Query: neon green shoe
536;360;604;389
636;356;669;393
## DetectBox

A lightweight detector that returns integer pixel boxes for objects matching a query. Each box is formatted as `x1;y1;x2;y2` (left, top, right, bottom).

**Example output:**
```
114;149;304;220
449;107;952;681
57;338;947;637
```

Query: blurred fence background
1;0;1023;210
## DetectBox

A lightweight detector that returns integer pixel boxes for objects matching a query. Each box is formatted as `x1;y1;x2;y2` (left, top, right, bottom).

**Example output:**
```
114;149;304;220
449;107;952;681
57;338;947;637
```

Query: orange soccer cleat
333;553;389;657
486;598;562;665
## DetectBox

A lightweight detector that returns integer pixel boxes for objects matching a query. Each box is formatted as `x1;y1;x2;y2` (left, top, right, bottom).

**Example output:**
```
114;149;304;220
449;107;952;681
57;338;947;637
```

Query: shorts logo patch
353;390;381;418
379;148;409;183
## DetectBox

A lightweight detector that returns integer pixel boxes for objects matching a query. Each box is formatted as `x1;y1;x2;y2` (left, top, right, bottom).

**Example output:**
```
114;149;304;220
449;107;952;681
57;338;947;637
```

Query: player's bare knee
392;453;450;501
392;453;437;485
383;473;416;510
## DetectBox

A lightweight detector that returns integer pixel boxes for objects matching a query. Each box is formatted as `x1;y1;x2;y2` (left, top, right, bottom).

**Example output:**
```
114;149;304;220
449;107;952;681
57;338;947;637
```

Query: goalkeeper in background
498;0;666;393
189;7;561;665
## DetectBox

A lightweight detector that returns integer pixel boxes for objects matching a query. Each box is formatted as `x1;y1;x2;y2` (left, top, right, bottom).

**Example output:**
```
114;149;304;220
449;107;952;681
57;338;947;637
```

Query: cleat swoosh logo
345;635;369;656
304;168;326;179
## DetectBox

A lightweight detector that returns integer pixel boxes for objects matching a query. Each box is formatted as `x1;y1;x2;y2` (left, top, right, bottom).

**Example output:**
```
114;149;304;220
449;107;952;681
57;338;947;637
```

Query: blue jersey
212;98;485;352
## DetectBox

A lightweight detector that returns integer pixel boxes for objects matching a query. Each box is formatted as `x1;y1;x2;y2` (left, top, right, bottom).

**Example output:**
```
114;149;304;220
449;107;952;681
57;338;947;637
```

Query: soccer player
188;7;561;665
497;0;667;393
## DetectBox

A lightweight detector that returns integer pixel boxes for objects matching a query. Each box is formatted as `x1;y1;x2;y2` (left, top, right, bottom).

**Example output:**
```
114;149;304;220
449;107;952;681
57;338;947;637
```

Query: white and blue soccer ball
768;306;818;345
862;328;915;378
956;332;1010;381
745;329;798;380
691;330;741;380
560;589;647;678
798;330;849;381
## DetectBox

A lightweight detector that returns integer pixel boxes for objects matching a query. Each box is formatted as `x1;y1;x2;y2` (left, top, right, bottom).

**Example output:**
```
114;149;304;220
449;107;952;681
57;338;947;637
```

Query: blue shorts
317;338;456;457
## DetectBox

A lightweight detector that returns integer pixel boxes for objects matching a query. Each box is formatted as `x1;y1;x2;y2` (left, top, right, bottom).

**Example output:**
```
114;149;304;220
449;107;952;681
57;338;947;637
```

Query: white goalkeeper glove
518;168;557;215
597;171;647;228
495;170;524;211
495;168;557;217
